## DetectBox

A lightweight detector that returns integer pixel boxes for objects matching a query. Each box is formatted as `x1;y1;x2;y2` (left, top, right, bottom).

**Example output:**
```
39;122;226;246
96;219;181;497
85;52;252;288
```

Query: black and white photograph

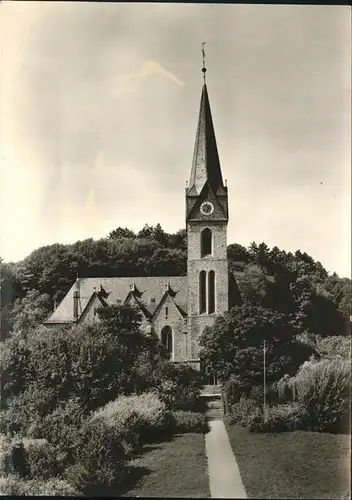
0;1;351;498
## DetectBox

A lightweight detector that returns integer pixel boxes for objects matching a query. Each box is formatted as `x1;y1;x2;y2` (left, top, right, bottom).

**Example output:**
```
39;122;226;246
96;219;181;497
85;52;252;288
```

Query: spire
201;42;207;84
188;47;225;196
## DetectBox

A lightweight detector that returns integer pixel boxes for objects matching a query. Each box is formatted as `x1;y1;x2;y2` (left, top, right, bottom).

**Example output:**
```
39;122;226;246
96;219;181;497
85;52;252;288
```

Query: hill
0;224;350;339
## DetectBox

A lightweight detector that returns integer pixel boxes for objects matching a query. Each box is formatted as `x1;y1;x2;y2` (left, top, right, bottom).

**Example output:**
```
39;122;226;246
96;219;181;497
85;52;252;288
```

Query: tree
9;290;52;334
167;228;187;251
199;304;314;389
0;260;23;339
108;227;136;239
227;243;251;267
1;331;32;405
248;242;270;271
234;264;270;305
0;304;168;418
145;248;187;276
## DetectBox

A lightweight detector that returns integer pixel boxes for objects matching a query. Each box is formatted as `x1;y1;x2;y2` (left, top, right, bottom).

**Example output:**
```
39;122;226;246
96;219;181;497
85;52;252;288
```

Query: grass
225;422;351;499
120;433;210;497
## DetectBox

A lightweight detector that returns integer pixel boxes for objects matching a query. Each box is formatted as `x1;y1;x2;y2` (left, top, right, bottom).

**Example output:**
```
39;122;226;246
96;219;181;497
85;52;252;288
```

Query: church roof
44;276;188;324
188;84;225;196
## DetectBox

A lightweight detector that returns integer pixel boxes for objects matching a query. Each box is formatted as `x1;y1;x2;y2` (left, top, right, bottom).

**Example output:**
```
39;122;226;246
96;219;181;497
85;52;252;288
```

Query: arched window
199;270;207;314
208;270;215;314
201;228;212;257
161;326;173;355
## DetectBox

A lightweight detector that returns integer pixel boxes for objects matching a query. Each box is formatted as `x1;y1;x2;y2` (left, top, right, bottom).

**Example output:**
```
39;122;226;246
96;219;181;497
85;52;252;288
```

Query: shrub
92;392;168;450
229;397;259;426
248;383;280;405
0;386;58;436
28;398;85;462
1;435;28;478
91;406;141;457
250;403;304;433
169;410;209;434
155;363;202;411
26;441;68;480
0;475;79;495
278;359;351;433
64;418;127;495
245;407;265;432
222;377;242;406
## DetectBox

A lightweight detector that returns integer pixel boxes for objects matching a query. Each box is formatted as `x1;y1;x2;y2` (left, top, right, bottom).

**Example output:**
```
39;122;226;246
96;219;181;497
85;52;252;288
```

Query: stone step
207;400;223;409
204;392;224;421
205;406;224;421
201;384;222;395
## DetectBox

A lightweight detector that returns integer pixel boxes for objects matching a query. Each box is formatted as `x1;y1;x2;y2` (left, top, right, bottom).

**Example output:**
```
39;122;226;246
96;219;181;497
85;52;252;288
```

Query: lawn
226;422;351;499
120;433;210;498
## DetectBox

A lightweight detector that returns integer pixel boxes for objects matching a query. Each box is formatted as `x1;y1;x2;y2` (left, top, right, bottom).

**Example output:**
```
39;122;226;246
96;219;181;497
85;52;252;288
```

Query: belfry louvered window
201;228;212;257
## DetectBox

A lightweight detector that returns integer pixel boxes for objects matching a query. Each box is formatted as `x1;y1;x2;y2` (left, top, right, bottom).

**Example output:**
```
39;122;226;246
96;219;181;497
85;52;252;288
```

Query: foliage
2;230;350;343
1;435;28;478
249;403;304;433
8;289;52;334
1;305;165;418
0;475;79;496
25;441;68;480
227;397;259;426
154;362;203;411
227;243;251;266
277;359;351;433
0;260;22;339
64;418;127;495
234;264;270;305
91;392;167;453
168;410;209;433
297;332;350;360
145;247;187;276
0;332;32;404
200;304;315;389
28;399;86;462
13;227;187;305
0;386;58;436
108;226;136;239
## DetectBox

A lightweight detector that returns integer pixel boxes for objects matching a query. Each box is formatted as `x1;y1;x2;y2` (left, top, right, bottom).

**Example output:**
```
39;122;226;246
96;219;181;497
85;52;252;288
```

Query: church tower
186;52;229;367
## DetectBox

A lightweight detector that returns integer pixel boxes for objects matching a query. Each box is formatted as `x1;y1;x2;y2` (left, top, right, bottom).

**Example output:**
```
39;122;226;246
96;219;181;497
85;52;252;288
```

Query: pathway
205;420;247;498
202;388;247;499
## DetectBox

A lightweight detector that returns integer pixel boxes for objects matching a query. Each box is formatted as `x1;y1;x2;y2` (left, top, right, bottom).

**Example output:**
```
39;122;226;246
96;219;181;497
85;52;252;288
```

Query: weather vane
201;42;207;83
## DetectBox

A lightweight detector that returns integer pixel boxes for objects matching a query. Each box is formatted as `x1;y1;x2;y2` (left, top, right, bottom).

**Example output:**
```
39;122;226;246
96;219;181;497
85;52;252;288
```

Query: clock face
200;201;214;216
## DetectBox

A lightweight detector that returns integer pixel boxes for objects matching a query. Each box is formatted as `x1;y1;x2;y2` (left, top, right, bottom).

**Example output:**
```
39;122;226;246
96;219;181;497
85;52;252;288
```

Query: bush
169;410;209;434
0;386;58;437
248;383;280;405
64;418;127;495
92;392;168;450
278;359;351;433
249;403;305;433
91;406;141;457
228;397;259;426
0;475;79;495
28;398;85;462
222;377;243;406
26;441;68;480
1;435;28;478
155;363;202;411
244;407;265;432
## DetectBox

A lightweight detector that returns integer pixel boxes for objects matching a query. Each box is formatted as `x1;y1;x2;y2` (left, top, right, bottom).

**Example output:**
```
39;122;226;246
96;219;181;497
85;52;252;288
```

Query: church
44;64;240;370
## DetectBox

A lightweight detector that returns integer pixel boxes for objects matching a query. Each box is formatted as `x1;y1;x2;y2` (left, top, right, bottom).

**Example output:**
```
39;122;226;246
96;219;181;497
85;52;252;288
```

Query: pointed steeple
188;83;225;196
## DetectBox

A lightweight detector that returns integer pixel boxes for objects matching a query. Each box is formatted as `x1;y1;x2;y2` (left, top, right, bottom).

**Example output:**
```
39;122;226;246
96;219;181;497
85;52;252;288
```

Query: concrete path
205;420;247;499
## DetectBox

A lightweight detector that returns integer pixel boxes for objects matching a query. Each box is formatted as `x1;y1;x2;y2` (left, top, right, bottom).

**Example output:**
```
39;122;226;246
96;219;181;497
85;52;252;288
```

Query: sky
1;2;351;277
